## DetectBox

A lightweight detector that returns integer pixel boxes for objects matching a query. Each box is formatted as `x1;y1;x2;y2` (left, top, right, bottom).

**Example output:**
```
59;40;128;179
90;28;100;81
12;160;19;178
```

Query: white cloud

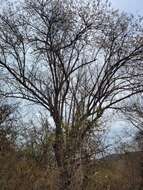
110;0;143;15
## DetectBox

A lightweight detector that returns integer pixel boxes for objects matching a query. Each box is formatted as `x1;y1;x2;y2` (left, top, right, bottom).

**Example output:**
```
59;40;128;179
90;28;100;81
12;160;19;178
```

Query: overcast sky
110;0;143;15
104;0;143;138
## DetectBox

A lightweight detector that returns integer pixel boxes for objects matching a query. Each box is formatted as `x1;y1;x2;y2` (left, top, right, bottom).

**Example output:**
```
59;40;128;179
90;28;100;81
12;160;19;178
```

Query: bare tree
122;97;143;132
121;98;143;189
0;0;143;189
0;97;19;152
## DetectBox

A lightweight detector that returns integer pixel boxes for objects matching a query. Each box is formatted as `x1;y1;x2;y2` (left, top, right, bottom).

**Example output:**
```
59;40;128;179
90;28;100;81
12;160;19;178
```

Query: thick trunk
53;130;69;189
53;121;84;190
54;143;84;190
58;163;84;190
59;167;72;190
53;140;72;190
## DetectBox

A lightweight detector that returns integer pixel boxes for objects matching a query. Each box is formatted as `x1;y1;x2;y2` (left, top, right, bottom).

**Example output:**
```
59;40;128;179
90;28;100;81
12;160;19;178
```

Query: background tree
120;97;143;190
0;97;19;152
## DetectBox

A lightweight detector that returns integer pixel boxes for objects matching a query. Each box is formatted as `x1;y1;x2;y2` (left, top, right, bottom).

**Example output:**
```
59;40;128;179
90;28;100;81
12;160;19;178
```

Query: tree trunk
53;122;84;190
